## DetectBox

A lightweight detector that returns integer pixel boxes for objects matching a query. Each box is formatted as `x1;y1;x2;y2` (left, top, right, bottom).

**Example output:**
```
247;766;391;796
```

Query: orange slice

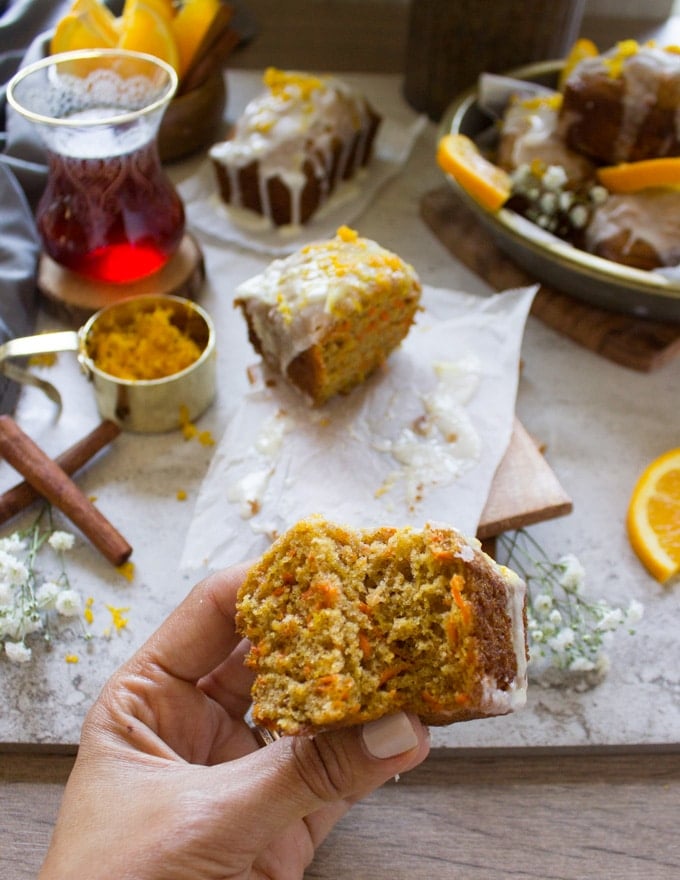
437;134;511;212
118;0;180;73
596;157;680;193
558;37;599;90
51;10;117;54
171;0;222;78
627;448;680;583
71;0;121;43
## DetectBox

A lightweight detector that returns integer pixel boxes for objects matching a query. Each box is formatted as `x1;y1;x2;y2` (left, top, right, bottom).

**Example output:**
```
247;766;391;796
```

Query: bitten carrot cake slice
236;516;528;735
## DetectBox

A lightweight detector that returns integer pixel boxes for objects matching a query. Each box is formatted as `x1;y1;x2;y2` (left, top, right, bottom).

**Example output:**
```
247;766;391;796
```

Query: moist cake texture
236;516;528;735
234;226;422;404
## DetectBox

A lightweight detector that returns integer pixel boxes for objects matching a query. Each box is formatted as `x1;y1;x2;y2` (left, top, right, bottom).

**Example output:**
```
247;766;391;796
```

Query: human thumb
227;712;430;849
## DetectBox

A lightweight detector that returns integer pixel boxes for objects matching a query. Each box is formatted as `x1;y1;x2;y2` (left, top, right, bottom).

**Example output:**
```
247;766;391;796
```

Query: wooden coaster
421;186;680;372
37;232;206;325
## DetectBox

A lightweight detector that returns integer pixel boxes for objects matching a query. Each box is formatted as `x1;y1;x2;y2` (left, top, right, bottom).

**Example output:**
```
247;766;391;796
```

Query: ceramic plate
439;61;680;322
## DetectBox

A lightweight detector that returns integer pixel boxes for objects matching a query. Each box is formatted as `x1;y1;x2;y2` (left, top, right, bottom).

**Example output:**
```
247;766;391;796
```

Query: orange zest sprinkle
106;604;130;631
117;561;135;582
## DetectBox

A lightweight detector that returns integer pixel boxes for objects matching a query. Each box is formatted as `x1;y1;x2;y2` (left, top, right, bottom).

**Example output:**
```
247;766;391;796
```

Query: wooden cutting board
421;186;680;372
477;418;572;540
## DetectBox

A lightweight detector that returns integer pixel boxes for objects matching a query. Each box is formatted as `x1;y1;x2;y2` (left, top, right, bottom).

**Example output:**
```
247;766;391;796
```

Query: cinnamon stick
0;416;132;566
0;420;121;526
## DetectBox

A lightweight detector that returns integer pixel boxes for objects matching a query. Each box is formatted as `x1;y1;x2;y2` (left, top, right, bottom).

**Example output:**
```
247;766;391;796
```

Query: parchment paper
181;284;537;570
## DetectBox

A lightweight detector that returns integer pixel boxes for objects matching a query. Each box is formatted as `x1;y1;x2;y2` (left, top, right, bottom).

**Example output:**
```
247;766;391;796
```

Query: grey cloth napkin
0;0;69;413
0;160;39;414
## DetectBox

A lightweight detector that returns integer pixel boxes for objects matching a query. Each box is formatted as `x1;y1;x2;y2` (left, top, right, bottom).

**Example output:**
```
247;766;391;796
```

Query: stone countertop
0;71;678;751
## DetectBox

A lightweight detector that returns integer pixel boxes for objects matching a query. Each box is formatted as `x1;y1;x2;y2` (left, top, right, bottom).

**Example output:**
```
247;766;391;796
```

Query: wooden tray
421;186;680;372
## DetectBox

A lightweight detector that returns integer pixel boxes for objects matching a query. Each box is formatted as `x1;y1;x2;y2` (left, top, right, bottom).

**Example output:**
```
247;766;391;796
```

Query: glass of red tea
7;49;185;284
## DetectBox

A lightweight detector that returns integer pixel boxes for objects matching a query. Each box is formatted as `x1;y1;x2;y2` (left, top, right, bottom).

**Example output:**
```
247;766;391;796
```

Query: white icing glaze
227;410;294;518
235;228;421;373
499;97;594;185
566;45;680;162
209;69;376;224
585;189;680;267
478;564;528;714
373;357;482;507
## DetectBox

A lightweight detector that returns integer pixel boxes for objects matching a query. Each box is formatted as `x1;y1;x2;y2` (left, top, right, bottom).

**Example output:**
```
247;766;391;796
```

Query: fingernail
362;712;419;759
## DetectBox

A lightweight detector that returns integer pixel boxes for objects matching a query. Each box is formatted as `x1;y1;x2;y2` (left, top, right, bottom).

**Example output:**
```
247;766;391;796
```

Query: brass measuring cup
0;295;217;433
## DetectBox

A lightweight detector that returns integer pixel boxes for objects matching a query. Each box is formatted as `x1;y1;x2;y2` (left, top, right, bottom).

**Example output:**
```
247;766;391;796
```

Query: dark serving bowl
439;60;680;322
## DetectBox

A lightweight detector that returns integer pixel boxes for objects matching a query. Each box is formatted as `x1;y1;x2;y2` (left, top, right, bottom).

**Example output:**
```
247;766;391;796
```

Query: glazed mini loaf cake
234;225;422;404
558;41;680;164
236;516;528;736
210;68;382;227
585;189;680;270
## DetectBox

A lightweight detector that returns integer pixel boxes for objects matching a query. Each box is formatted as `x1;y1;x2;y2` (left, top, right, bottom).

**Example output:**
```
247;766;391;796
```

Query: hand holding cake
38;562;430;880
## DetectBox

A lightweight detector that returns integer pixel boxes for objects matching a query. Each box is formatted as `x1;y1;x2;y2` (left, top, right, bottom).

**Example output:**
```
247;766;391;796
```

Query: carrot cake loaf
209;68;381;226
557;41;680;164
236;516;528;735
234;225;422;404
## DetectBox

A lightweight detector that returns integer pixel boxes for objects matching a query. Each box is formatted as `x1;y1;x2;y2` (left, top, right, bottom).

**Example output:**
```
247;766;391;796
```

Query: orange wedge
437;134;511;212
627;448;680;584
51;10;117;54
118;0;180;73
597;157;680;193
558;37;599;90
72;0;121;43
171;0;222;78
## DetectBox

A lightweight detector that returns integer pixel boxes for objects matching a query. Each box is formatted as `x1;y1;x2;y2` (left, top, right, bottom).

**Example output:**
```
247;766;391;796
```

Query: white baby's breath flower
55;589;82;617
0;517;89;664
498;529;642;686
558;554;585;593
0;535;26;554
17;612;44;639
549;626;576;652
543;165;568;190
0;581;13;606
36;581;60;610
533;593;553;615
5;640;32;663
596;608;625;632
0;550;29;587
48;531;75;553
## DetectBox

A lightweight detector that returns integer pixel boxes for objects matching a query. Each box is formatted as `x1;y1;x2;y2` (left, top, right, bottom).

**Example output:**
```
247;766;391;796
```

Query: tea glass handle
0;330;80;410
